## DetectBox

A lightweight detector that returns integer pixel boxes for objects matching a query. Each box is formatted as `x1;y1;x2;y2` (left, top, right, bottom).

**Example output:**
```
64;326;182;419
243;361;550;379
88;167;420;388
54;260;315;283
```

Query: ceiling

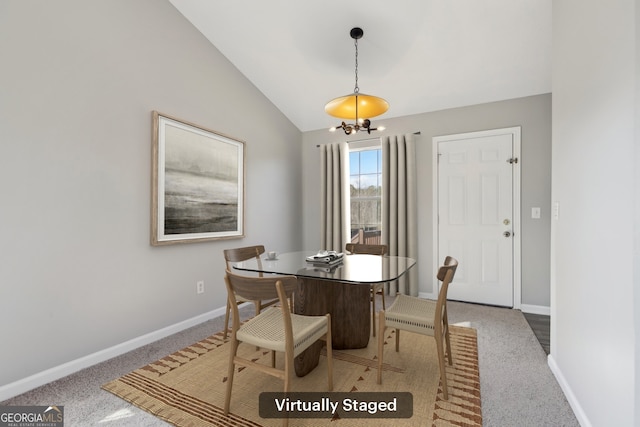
168;0;552;133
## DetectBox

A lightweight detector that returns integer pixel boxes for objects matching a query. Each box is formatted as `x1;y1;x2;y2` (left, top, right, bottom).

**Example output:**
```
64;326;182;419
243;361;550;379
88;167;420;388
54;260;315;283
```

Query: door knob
503;231;512;237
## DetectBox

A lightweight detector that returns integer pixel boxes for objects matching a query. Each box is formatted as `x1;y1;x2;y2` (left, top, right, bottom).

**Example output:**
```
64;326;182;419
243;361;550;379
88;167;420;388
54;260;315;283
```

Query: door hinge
507;157;518;164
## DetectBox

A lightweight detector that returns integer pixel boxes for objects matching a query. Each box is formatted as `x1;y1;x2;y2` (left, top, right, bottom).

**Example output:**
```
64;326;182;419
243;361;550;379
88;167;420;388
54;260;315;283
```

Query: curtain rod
316;131;421;147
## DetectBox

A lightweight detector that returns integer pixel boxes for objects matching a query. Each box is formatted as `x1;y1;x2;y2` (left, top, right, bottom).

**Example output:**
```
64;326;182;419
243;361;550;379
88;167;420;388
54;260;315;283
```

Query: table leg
293;278;327;377
331;282;370;348
294;278;371;376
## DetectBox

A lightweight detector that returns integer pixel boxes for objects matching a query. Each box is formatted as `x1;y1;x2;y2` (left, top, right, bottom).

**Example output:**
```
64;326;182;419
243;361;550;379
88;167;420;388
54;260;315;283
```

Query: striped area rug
102;325;481;426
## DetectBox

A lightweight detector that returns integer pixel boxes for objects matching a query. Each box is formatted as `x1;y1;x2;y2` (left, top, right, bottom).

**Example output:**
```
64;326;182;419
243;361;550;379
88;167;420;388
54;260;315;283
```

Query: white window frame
348;139;382;242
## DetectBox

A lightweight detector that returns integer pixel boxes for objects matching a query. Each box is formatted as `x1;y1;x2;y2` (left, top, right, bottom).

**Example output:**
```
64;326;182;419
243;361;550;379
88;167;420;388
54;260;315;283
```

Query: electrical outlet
196;280;205;294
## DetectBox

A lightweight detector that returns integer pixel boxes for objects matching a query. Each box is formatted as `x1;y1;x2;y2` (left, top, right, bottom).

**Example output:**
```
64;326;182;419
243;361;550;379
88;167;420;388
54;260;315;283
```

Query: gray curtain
382;134;418;296
320;142;350;252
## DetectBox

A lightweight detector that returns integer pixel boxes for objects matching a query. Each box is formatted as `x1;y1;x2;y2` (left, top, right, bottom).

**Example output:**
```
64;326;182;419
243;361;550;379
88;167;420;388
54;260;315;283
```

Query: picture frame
151;111;245;245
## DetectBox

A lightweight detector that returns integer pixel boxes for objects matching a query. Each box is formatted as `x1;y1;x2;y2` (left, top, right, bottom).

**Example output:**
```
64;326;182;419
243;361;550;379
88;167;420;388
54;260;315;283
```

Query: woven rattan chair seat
384;294;437;336
237;307;330;357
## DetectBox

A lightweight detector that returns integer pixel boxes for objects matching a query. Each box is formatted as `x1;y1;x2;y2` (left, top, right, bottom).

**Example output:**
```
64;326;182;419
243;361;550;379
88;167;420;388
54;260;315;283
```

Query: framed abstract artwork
151;111;245;245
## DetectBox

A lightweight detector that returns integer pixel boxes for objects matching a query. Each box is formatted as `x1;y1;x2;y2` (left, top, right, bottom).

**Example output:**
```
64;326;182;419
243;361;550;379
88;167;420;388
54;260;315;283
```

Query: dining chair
376;256;458;400
223;245;282;339
344;243;388;337
224;269;333;427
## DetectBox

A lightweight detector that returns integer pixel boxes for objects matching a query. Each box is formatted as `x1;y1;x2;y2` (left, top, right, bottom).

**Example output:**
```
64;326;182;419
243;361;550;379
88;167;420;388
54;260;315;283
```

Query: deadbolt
503;219;510;225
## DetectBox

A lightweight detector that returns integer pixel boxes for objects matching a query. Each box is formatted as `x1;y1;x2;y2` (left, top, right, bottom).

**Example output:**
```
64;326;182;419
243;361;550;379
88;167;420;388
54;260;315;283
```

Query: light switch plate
531;207;541;219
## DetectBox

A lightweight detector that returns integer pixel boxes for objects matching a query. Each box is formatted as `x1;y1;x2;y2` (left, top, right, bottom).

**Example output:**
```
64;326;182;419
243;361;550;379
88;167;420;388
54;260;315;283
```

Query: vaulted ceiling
169;0;552;132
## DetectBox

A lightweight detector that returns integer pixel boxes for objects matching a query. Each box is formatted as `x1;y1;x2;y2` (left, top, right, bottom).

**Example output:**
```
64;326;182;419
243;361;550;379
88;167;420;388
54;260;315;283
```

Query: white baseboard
520;304;551;315
547;355;592;427
416;296;550;316
0;305;230;402
418;291;437;300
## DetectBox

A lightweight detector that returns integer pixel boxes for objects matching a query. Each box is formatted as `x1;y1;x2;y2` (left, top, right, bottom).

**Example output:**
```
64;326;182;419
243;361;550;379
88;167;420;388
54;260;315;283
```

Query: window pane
349;152;359;175
349;148;382;244
360;174;379;196
361;200;378;225
350;200;360;227
350;176;360;197
360;150;378;174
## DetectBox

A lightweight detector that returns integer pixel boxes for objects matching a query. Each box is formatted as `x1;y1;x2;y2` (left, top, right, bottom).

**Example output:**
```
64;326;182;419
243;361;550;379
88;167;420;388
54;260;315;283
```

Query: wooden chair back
435;256;458;315
224;268;297;334
434;256;458;347
345;243;388;256
224;269;297;304
436;255;458;282
223;245;265;276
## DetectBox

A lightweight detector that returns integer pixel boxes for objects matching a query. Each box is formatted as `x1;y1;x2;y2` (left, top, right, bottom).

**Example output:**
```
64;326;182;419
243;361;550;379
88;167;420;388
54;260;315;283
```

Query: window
349;145;382;244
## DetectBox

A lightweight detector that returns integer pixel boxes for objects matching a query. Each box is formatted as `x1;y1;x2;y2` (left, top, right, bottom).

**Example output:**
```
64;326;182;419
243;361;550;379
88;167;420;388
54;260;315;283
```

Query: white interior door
434;128;520;307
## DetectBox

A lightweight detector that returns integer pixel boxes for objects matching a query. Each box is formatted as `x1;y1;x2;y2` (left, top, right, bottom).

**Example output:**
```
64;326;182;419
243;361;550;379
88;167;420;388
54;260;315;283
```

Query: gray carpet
447;302;577;426
1;301;578;426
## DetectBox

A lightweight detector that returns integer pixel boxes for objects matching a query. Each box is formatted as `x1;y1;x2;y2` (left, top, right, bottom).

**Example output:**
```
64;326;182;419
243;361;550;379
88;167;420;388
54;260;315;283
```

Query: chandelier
325;27;389;135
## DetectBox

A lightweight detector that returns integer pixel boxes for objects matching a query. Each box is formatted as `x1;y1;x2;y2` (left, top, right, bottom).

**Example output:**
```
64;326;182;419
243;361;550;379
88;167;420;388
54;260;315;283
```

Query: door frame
432;127;522;309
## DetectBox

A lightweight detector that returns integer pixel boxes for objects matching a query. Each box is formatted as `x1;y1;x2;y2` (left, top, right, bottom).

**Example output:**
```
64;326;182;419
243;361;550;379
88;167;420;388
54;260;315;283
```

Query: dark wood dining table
232;250;416;376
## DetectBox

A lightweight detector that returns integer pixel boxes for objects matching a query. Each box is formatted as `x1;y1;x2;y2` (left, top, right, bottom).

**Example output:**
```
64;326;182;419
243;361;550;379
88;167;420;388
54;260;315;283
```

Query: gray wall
551;0;637;425
302;94;552;308
0;0;302;388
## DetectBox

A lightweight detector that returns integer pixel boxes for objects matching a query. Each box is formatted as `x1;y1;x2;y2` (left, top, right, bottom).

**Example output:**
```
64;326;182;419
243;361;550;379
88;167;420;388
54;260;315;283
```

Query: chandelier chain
353;37;359;94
